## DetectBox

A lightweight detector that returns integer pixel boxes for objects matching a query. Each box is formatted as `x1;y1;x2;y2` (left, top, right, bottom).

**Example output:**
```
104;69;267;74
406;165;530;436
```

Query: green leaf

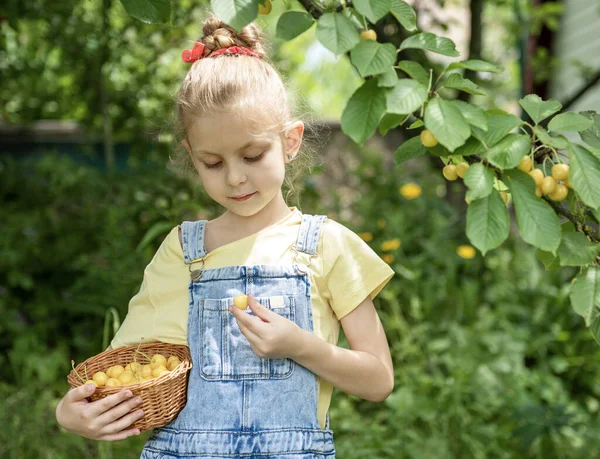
440;73;486;96
395;61;430;86
557;232;599;267
466;190;510;255
341;79;387;145
350;41;397;77
121;0;171;23
377;67;398;88
503;170;561;253
386;79;428;115
408;119;424;129
548;112;594;133
532;125;568;149
567;142;600;210
486;134;532;170
473;112;522;148
136;221;174;252
379;113;406;136
447;59;502;74
535;249;561;271
579;111;600;150
122;0;171;24
454;137;485;156
394;136;427;164
353;0;391;23
390;0;416;31
399;32;460;57
316;13;360;55
451;101;488;131
210;0;257;31
424;98;471;152
518;95;562;125
570;266;600;326
464;163;495;200
275;12;314;40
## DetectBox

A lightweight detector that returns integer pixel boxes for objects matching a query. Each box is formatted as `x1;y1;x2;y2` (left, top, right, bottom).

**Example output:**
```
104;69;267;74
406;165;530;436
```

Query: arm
291;295;394;402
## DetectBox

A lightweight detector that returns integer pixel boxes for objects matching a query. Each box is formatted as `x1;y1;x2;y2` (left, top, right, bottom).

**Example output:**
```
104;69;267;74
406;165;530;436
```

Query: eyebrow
195;140;268;157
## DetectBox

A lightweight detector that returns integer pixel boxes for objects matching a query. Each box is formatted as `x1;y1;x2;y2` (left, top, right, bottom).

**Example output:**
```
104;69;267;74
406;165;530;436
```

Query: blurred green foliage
2;149;600;458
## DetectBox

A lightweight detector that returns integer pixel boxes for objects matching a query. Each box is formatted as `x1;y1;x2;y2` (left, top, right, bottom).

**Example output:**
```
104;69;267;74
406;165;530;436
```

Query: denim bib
140;214;336;458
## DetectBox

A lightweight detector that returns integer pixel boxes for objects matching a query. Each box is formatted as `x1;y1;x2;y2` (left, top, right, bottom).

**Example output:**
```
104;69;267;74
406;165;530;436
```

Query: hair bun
201;15;266;58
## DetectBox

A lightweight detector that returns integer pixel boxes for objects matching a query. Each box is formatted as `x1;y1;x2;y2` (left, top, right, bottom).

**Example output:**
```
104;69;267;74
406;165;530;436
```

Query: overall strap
180;220;207;263
293;214;328;255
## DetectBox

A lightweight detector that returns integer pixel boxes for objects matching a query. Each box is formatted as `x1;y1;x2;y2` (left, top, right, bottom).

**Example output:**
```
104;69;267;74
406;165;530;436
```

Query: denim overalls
141;214;336;458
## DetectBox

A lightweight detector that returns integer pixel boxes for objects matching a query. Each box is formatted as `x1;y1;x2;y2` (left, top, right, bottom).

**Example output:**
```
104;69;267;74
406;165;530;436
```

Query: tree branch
560;68;600;112
297;0;324;19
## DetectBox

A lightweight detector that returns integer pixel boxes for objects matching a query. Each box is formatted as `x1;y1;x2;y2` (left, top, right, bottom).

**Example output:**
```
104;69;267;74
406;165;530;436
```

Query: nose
226;164;247;187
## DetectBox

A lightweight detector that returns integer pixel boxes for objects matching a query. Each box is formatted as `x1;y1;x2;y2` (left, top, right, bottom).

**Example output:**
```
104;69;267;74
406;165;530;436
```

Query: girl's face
182;110;303;218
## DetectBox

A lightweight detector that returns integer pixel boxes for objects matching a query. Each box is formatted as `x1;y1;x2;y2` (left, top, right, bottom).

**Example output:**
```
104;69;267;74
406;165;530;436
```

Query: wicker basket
68;343;192;432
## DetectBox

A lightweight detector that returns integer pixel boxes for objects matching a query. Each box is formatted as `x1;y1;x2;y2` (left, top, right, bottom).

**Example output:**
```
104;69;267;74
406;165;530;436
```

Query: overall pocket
200;295;296;380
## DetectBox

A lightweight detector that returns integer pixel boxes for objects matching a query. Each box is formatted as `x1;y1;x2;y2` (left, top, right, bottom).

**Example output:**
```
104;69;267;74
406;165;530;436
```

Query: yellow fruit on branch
541;176;557;195
360;30;377;41
552;164;569;181
258;0;271;14
499;191;509;204
549;183;568;201
456;162;470;179
420;130;438;147
443;165;458;181
528;169;544;187
518;155;533;173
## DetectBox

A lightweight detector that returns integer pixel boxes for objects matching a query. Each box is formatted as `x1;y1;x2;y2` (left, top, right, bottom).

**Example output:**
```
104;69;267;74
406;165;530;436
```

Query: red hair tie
182;42;262;64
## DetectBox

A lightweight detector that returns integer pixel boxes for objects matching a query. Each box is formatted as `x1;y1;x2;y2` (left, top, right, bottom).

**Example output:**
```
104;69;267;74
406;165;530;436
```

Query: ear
284;121;304;163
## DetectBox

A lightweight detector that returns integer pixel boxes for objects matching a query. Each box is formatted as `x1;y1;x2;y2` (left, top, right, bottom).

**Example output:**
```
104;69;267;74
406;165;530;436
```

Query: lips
230;192;256;201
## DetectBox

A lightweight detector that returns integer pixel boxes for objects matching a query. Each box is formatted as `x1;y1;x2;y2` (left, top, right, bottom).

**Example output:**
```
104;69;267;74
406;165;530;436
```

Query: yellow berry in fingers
456;162;469;179
528;169;544;187
360;30;377;41
541;176;557;195
443;165;458;181
420;129;438;147
552;163;569;181
233;294;248;310
518;155;532;172
549;183;568;201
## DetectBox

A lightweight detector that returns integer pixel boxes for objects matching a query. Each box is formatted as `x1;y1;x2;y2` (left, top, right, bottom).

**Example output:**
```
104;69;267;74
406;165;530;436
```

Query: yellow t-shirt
111;207;395;429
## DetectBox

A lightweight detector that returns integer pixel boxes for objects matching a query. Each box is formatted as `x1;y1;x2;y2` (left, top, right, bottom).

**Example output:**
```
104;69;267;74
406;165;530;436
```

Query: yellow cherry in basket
141;364;153;378
167;358;182;371
92;371;108;387
118;371;135;385
150;354;167;369
106;378;122;387
107;365;125;379
152;365;168;378
233;294;248;309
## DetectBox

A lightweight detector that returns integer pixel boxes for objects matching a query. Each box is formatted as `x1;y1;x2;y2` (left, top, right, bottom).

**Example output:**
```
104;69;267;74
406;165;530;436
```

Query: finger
247;295;273;323
229;305;261;330
100;407;145;436
96;394;143;426
66;383;97;403
98;427;141;442
87;390;136;417
238;322;261;344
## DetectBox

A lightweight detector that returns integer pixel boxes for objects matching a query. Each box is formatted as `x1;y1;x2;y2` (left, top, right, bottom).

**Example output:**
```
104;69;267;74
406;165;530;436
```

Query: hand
229;294;303;360
55;383;144;441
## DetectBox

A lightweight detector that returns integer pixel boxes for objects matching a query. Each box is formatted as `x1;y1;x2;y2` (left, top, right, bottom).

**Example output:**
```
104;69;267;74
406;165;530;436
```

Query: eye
245;151;266;163
203;161;222;169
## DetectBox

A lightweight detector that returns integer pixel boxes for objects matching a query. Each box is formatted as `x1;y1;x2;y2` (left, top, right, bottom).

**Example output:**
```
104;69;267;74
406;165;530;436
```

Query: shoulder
320;217;366;248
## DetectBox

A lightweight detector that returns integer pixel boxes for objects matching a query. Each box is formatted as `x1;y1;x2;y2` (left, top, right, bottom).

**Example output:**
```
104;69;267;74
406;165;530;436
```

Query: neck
220;191;292;234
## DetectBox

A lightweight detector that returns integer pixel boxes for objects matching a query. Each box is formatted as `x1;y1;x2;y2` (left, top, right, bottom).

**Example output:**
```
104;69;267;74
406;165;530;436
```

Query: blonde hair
168;15;321;203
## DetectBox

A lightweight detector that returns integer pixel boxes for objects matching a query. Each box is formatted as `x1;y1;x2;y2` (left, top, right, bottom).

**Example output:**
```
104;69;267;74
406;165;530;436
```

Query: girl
56;16;395;458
